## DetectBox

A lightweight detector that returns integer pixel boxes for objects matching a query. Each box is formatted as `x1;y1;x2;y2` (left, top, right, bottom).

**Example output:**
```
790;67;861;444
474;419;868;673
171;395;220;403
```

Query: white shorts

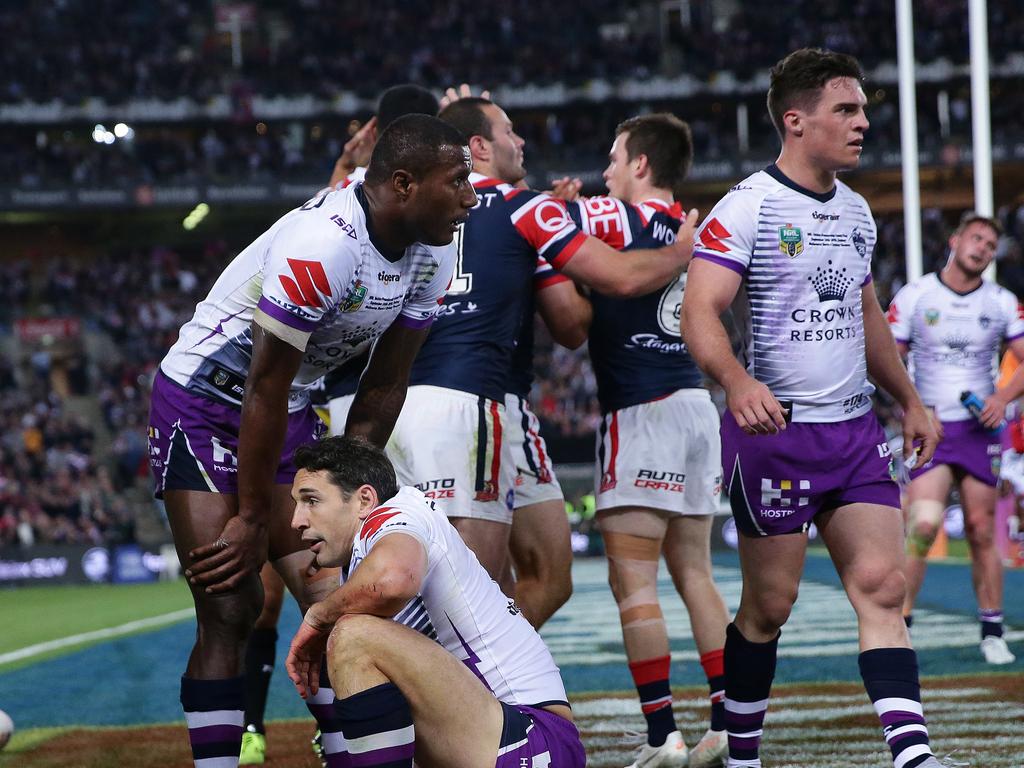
595;388;722;516
387;385;515;524
504;394;563;509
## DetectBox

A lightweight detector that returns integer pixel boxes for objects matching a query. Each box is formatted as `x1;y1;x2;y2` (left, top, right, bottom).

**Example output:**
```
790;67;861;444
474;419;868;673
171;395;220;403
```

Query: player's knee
851;562;906;611
747;590;797;633
195;587;262;638
906;500;943;556
964;512;995;547
326;613;382;661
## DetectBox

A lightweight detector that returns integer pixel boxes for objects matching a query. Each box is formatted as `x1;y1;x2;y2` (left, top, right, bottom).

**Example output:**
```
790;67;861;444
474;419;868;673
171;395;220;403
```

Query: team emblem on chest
779;225;803;258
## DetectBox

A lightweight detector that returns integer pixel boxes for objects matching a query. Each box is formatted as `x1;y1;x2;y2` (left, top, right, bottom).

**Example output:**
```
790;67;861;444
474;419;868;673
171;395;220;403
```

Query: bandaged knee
906;500;945;557
604;531;664;632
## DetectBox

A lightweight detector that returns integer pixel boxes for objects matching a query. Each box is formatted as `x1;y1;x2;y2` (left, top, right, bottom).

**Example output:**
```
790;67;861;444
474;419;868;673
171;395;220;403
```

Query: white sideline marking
0;608;194;665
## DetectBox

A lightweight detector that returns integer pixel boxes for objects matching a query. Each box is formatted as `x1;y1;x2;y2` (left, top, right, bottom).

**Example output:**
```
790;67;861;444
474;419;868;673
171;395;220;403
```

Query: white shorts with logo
385;385;515;524
595;388;722;516
504;394;564;509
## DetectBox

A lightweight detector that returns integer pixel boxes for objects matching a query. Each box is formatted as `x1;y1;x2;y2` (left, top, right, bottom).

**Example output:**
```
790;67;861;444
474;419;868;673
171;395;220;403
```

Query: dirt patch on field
2;674;1021;768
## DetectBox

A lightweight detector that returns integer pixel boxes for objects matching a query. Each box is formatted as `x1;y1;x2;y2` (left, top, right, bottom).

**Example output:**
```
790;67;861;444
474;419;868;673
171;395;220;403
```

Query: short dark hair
437;97;495;143
364;113;467;184
955;210;1002;238
615;113;694;193
293;436;398;502
377;84;440;131
767;48;864;139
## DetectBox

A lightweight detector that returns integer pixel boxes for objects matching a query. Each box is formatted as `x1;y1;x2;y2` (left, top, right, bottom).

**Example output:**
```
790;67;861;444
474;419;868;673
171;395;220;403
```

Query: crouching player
285;436;586;768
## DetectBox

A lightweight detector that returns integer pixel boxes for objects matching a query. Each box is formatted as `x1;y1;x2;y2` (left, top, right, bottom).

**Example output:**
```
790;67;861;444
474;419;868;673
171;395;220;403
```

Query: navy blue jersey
409;174;587;401
507;256;570;399
570;196;703;412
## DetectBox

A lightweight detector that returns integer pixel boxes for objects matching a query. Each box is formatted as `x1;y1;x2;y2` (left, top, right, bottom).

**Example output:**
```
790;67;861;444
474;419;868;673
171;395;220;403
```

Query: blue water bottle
960;390;1006;434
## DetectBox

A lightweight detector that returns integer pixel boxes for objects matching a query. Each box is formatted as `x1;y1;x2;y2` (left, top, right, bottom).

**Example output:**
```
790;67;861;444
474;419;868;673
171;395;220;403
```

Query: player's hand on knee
185;515;267;594
902;403;939;467
286;617;331;700
727;376;787;435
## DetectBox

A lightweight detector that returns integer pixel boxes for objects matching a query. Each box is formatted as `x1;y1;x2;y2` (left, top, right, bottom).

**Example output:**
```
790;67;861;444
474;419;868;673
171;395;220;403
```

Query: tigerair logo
808;260;854;302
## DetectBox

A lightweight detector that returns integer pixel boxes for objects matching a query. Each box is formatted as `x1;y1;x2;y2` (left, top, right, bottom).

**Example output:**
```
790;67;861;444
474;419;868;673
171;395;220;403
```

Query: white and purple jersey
693;165;876;422
160;184;454;412
346;486;569;707
888;273;1024;421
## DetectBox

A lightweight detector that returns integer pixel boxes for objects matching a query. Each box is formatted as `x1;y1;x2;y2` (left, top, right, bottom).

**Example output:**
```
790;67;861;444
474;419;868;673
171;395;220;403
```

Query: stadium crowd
5;201;1024;549
2;0;1022;105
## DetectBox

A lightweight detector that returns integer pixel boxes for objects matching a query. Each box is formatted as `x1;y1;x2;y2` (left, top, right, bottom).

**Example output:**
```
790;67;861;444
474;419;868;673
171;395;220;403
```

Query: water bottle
960;390;1006;434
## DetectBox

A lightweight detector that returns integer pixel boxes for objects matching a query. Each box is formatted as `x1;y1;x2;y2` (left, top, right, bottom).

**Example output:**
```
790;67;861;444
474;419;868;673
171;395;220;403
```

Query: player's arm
982;336;1024;428
328;117;377;189
186;324;304;592
681;258;787;434
286;532;428;699
536;279;591;350
559;209;699;298
862;283;937;465
344;321;430;448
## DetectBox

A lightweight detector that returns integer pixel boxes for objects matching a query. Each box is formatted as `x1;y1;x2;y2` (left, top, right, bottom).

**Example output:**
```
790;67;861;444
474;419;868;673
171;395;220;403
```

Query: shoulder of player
833;180;873;213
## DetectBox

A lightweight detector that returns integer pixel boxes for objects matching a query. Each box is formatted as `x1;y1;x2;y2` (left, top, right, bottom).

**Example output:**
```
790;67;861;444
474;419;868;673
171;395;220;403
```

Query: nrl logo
341;280;367;313
779;225;803;258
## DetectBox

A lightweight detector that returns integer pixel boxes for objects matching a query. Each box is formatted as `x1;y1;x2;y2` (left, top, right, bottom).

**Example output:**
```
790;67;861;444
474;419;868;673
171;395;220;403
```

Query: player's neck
627;183;673;207
774;151;836;195
940;262;983;293
472;160;504;183
361;184;415;254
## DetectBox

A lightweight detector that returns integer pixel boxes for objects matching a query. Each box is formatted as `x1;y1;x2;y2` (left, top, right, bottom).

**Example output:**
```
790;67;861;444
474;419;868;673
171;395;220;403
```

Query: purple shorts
495;703;585;768
147;371;324;497
910;418;1001;487
721;410;900;536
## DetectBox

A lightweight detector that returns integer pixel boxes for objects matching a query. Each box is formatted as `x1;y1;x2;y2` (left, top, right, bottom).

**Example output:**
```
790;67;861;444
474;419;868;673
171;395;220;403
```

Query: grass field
1;554;1022;767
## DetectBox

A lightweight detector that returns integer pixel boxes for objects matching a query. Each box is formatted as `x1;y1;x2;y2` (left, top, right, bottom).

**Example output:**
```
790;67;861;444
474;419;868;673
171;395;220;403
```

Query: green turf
0;579;193;655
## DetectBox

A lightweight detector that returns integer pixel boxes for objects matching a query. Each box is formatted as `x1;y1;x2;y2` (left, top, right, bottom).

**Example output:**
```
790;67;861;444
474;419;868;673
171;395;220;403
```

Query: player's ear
468;134;490;163
391;170;414;201
634;153;650;180
357;484;378;512
784;109;803;138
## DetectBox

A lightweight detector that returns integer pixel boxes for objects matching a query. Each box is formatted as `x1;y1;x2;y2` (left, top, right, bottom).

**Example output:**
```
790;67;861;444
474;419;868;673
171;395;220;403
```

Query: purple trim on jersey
394;312;435;330
1008;331;1024;342
862;273;873;286
694;251;746;275
909;418;1001;487
894;337;910;344
448;615;493;693
256;296;318;332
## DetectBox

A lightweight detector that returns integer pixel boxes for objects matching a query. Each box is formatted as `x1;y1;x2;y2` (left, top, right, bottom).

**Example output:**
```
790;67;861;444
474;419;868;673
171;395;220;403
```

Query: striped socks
305;665;350;767
336;682;415;767
724;623;778;768
181;676;245;768
628;655;677;747
859;647;934;768
700;648;727;732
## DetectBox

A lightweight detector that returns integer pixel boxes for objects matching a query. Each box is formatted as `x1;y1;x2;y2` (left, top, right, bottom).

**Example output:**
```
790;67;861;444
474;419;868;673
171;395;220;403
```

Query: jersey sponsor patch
279;259;332;308
697;217;732;253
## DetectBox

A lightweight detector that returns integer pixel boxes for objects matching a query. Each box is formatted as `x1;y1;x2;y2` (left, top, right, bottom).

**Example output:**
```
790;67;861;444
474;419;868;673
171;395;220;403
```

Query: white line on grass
0;607;194;665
